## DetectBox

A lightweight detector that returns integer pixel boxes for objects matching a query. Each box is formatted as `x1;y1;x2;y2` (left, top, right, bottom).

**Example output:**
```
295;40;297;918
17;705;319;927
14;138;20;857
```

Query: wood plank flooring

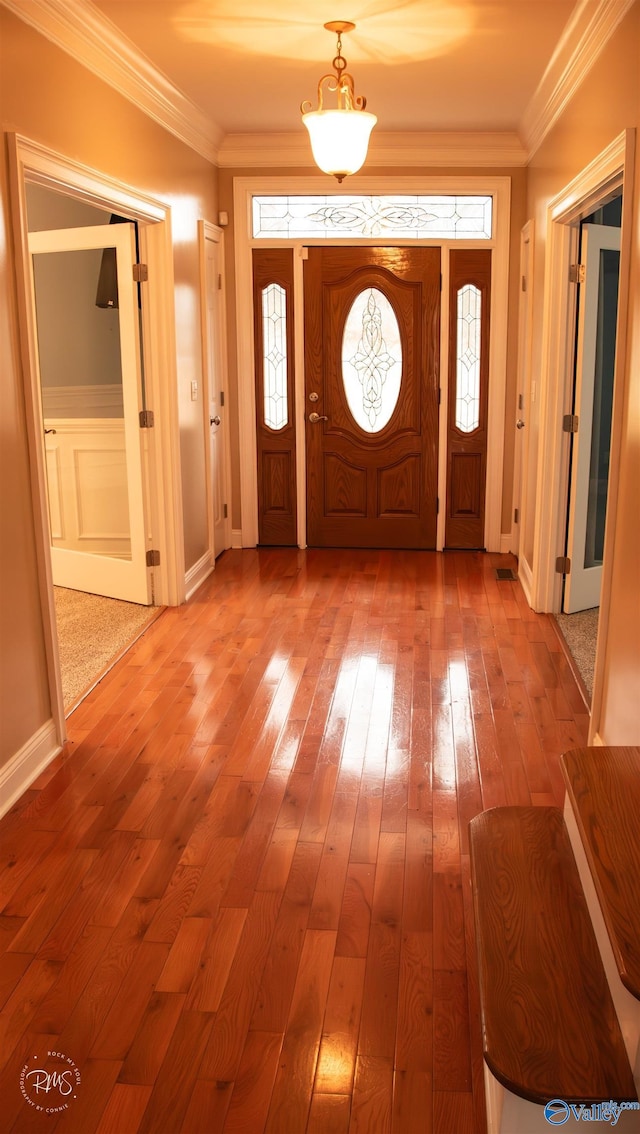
0;550;589;1133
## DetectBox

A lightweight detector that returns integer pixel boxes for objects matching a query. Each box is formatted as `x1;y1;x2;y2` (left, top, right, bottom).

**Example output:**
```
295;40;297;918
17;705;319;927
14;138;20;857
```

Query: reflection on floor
554;606;599;701
53;587;160;711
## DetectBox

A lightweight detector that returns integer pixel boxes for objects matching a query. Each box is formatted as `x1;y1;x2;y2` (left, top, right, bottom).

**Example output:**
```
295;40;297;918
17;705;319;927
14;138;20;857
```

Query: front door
29;223;151;604
304;247;440;549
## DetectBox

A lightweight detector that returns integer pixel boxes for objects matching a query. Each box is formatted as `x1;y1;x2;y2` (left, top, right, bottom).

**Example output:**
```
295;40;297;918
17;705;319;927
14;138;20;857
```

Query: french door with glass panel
29;223;151;604
304;247;440;549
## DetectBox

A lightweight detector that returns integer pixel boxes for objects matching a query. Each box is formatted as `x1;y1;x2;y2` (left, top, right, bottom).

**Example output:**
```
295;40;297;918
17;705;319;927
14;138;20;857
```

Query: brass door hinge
139;409;155;428
133;263;148;283
569;263;585;285
146;549;160;567
555;555;571;574
563;414;579;433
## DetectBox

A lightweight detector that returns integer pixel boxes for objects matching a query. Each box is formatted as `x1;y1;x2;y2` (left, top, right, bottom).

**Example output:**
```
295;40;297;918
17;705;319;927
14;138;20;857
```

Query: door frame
7;133;185;742
233;175;511;551
511;220;535;577
197;219;232;585
528;128;635;741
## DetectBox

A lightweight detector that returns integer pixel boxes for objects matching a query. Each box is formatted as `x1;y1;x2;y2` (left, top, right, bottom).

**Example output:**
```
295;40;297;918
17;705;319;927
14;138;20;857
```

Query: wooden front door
304;247;440;549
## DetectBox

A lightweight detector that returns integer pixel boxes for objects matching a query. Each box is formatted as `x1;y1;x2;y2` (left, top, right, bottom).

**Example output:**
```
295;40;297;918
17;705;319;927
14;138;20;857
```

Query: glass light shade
302;108;377;179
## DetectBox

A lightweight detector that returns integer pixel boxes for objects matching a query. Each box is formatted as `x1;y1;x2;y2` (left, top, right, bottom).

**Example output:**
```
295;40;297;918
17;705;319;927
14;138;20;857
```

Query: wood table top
561;746;640;1001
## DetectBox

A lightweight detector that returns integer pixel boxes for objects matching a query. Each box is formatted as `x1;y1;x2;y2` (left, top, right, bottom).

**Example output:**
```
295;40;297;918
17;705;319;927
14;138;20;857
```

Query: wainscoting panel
44;418;131;558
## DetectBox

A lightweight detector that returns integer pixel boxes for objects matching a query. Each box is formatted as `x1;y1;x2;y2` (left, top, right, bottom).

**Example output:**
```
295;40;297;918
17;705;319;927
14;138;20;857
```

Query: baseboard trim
231;528;243;550
590;731;605;746
500;532;513;554
518;556;534;607
184;551;214;601
0;719;61;819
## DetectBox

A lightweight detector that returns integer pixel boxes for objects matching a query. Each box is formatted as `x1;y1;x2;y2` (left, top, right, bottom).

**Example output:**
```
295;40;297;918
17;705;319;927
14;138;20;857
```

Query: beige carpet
54;587;160;710
554;606;599;700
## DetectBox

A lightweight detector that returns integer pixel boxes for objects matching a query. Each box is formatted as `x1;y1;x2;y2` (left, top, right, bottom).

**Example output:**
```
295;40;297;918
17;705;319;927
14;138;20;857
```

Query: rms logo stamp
19;1051;81;1115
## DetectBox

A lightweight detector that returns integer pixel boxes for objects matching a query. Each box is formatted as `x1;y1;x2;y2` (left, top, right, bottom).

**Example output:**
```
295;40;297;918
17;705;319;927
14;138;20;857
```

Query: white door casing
29;223;151;604
512;221;534;574
199;220;231;562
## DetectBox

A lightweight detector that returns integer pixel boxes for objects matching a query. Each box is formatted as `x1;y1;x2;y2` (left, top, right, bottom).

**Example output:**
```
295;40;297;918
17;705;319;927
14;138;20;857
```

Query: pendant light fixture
301;21;377;183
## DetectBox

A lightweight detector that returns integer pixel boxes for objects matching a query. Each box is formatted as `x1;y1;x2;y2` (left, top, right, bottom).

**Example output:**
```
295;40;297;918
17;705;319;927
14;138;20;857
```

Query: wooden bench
561;746;640;1092
470;806;638;1133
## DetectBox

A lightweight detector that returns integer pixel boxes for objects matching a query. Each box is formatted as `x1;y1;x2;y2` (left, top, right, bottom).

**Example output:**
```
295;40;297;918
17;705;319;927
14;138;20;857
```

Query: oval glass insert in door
341;287;402;432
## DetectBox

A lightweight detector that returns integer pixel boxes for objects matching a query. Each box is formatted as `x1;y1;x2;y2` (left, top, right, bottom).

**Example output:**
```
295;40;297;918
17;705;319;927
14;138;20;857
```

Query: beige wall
0;8;218;770
0;162;52;765
526;2;640;743
219;164;526;536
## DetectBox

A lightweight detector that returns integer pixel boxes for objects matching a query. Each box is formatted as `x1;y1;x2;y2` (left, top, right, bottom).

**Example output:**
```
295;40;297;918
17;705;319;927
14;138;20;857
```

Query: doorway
10;135;185;739
555;193;622;699
25;183;155;709
527;129;633;741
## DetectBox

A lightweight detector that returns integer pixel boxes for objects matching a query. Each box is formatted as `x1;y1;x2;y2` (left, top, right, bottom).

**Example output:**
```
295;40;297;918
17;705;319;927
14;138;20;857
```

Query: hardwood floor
0;550;589;1133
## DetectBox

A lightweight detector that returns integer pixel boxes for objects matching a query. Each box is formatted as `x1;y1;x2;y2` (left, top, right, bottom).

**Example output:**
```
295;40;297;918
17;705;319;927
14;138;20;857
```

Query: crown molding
217;131;528;170
5;0;629;170
2;0;222;164
519;0;636;158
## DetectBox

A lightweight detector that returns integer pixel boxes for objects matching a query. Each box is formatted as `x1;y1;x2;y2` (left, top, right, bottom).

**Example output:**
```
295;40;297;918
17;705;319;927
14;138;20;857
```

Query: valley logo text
544;1099;640;1126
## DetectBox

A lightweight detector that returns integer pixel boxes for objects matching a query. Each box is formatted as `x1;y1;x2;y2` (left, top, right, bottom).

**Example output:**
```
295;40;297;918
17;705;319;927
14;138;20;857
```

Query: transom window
252;195;493;240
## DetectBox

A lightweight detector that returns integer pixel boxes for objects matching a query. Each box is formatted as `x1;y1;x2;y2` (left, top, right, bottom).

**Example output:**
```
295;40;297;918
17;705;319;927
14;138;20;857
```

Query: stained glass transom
253;195;492;240
456;285;481;433
262;283;288;430
342;289;402;433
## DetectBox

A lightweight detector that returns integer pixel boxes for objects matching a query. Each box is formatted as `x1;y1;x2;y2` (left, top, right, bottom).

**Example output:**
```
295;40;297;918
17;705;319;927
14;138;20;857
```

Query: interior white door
29;223;151;604
202;228;228;559
563;223;620;613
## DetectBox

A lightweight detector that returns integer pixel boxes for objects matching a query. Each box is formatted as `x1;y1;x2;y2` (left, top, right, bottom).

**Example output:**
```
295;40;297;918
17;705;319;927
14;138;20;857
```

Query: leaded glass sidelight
262;283;288;430
342;288;402;433
455;284;481;433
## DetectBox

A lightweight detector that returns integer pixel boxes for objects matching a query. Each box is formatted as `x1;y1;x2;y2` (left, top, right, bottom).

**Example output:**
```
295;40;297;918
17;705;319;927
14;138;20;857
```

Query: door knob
308;411;328;424
210;415;221;426
516;419;525;429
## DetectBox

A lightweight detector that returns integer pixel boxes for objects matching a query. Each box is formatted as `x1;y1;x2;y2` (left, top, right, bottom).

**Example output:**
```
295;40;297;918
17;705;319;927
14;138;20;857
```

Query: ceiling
91;0;576;137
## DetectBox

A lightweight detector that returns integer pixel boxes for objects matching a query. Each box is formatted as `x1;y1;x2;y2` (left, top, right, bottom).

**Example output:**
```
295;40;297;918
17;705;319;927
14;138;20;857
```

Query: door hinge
514;508;519;524
146;549;160;567
569;263;585;284
218;273;222;290
563;413;579;433
521;274;527;292
139;409;155;428
223;504;228;519
133;263;149;283
555;555;571;574
220;391;225;407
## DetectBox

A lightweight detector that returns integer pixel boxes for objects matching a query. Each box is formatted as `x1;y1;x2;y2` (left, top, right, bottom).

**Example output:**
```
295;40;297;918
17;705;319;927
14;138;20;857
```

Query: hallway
0;549;589;1133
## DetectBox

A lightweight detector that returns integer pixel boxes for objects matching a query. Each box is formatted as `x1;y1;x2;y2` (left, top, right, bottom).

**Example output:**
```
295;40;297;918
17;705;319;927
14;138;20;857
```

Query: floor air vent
495;568;517;581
